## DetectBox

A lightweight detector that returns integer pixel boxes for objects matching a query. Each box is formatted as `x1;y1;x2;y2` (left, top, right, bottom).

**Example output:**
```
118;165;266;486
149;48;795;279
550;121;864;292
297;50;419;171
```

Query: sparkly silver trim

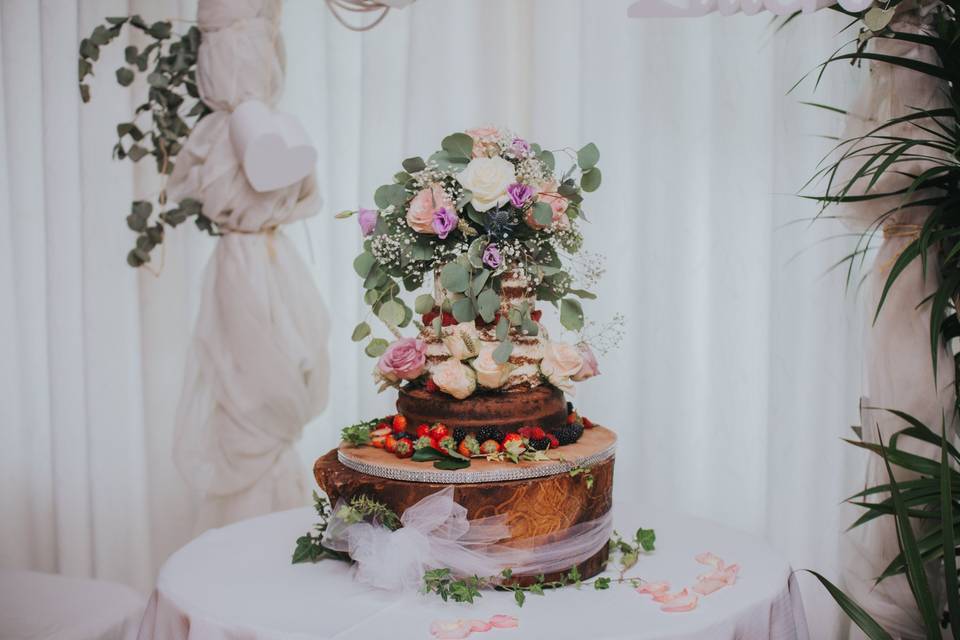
338;443;616;484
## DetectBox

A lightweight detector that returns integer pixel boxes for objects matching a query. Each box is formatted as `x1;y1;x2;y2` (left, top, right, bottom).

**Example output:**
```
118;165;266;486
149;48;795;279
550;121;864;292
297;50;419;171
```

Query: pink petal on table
694;552;724;570
430;620;473;639
653;587;690;604
469;620;492;632
661;593;699;613
693;576;728;596
489;614;519;629
636;581;671;596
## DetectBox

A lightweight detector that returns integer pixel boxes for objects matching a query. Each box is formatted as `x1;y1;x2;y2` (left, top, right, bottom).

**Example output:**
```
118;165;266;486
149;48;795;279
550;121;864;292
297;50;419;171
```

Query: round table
138;503;808;640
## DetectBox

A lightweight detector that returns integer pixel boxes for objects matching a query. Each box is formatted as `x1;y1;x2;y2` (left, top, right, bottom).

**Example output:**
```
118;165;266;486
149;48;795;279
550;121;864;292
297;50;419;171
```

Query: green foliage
291;492;351;564
79;15;215;267
340;416;386;447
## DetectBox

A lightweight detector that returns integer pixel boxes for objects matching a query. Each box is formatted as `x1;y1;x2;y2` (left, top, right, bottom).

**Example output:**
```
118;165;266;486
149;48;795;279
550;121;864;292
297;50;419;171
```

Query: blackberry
452;427;466;443
554;421;584;446
528;437;552;451
476;426;504;443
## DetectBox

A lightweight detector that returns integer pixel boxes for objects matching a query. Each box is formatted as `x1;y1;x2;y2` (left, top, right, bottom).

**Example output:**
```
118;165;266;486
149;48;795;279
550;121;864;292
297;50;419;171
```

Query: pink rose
407;185;454;234
465;126;503;158
377;338;426;382
539;341;584;393
572;343;600;381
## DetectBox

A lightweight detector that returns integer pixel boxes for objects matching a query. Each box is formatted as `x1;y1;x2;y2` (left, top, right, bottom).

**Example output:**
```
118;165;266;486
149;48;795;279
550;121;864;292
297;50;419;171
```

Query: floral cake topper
340;126;617;399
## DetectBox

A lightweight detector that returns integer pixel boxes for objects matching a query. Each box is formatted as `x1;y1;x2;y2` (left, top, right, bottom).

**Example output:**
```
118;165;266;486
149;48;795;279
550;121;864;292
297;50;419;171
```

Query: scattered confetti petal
468;620;493;632
489;614;519;629
694;552;724;570
430;619;473;639
653;587;690;604
661;593;699;613
636;581;671;596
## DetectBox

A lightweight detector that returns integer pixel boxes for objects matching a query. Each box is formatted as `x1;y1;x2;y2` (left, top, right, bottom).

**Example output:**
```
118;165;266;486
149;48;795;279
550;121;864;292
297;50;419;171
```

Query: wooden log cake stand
314;427;616;585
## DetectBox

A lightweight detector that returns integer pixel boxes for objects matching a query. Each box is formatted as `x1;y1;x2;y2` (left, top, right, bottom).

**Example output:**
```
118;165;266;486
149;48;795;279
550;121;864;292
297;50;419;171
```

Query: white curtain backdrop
2;1;865;637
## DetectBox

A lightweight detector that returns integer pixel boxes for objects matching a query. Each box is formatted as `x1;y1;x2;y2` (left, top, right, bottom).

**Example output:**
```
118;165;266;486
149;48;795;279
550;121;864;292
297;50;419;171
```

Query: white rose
539;341;585;394
432;359;477;400
472;345;515;389
457;156;515;212
442;322;480;360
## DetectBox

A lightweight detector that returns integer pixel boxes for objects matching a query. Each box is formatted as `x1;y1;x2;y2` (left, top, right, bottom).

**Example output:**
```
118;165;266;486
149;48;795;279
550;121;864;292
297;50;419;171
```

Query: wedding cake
313;126;617;588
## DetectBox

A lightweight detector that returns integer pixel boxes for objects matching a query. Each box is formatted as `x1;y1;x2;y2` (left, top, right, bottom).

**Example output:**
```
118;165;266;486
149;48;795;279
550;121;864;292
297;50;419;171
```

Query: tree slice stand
314;428;616;584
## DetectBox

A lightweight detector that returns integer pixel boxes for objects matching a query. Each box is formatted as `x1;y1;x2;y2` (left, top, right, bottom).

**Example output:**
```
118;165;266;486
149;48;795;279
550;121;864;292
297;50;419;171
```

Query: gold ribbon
227;226;279;262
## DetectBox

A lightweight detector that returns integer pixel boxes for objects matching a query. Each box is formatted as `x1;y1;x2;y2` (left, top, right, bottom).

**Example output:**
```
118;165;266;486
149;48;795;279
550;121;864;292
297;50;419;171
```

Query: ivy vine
78;15;217;267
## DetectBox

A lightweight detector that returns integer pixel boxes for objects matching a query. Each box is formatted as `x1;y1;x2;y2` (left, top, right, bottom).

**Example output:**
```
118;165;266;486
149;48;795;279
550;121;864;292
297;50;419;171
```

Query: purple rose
431;207;459;240
358;208;379;237
507;183;534;209
377;338;427;382
482;244;503;269
510;137;531;157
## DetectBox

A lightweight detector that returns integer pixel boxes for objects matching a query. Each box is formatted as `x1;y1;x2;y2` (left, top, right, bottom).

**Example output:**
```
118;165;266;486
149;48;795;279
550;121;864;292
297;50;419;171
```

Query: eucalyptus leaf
477;289;500;323
401;156;426;173
441;132;474;159
365;338;389;358
440;262;470;293
492;341;513;364
532;201;553;226
538;149;555;171
378;299;405;326
351;322;371;342
452;298;476;323
560;298;584;331
471;269;491;295
581;167;602;192
495;316;509;341
374;184;408;210
577;142;599;170
353;252;375;278
116;67;134;86
414;294;436;314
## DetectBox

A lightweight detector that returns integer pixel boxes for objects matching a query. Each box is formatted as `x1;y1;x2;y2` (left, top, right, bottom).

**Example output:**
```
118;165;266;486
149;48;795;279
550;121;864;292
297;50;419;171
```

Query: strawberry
547;434;560;449
502;433;523;446
566;412;579;425
394;438;414;458
416;423;431;438
425;379;438;393
413;435;433;451
377;421;391;432
531;309;542;322
429;423;450;441
531;425;546;440
392;415;408;433
371;426;392;439
582;416;595;429
518;426;534;439
458;435;480;457
371;436;386;449
480;439;502;455
384;434;398;453
441;311;457;327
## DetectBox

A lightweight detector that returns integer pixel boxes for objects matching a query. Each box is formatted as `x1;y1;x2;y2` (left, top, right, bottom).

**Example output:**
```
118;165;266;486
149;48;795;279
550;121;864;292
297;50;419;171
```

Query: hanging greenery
78;15;216;267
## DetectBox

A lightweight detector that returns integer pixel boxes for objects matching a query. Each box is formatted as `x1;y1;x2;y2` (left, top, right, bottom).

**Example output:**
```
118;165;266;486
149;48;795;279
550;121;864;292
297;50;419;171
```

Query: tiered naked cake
315;126;615;582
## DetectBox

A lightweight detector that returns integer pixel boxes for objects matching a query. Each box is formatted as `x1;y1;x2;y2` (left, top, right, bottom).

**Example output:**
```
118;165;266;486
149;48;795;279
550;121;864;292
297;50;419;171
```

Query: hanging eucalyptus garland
78;15;216;267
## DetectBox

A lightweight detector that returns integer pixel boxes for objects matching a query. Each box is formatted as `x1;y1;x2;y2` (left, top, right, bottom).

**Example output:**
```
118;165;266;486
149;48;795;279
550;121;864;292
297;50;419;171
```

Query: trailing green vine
78;15;216;267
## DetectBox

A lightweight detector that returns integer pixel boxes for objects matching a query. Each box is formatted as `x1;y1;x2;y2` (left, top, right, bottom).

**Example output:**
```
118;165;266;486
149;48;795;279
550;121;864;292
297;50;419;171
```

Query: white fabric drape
3;1;862;636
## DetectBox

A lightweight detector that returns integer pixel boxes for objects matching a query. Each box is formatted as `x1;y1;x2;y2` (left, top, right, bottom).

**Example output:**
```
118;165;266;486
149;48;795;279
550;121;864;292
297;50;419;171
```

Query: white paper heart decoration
229;99;318;193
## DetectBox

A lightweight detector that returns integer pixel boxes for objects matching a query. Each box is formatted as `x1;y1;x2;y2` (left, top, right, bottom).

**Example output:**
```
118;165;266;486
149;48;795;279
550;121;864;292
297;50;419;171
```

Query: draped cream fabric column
168;0;330;532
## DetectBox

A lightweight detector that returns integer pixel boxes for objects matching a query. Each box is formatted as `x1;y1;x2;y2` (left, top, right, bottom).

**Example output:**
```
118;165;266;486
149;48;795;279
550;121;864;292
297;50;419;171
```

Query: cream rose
442;322;480;360
431;359;477;400
472;345;515;389
407;184;454;234
539;341;585;393
457;157;515;212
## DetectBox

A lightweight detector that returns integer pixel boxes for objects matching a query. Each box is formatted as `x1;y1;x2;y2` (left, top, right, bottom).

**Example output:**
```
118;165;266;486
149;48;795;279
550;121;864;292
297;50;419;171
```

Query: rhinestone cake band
337;426;617;484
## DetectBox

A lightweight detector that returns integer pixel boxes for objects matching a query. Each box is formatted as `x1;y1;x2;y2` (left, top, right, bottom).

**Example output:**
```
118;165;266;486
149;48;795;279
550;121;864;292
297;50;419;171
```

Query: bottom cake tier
314;449;615;585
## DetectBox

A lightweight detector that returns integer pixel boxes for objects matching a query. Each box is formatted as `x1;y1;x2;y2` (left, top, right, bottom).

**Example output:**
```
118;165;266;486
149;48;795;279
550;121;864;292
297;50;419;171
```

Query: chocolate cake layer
397;385;568;436
314;448;614;584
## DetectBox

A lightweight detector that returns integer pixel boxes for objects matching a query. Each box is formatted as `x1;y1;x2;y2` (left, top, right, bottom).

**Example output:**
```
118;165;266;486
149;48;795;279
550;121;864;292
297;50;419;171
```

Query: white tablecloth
138;503;808;640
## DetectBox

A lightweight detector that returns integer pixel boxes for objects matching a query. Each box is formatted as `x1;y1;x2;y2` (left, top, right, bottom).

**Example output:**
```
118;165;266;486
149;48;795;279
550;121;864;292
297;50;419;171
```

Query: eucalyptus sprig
78;15;216;267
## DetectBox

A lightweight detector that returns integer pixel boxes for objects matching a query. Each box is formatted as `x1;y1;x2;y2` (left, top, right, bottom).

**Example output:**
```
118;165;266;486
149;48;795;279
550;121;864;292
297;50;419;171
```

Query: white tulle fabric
837;5;953;636
321;487;613;591
168;0;328;533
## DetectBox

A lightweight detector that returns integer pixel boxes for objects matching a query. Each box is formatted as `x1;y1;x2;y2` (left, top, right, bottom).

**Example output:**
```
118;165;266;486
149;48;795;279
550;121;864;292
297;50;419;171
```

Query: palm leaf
803;571;893;640
940;421;960;637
